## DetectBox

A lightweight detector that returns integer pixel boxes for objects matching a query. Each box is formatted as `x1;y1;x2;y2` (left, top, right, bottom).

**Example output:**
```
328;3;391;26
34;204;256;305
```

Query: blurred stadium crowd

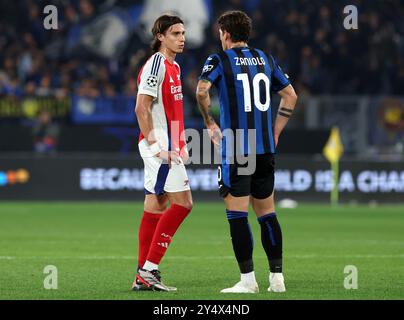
1;0;403;105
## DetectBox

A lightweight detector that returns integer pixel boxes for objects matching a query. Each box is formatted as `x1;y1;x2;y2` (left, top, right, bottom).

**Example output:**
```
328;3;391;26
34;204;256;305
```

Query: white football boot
220;281;259;293
268;272;286;292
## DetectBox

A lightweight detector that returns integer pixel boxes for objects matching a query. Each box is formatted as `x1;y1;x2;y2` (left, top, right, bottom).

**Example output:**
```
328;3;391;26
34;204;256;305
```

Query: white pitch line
1;254;404;260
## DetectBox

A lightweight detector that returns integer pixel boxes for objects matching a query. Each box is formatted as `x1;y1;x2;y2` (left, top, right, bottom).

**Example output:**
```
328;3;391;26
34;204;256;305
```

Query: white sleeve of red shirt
137;52;166;99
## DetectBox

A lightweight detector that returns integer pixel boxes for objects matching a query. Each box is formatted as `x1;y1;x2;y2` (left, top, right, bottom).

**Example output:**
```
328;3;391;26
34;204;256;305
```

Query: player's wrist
204;115;215;127
273;127;282;139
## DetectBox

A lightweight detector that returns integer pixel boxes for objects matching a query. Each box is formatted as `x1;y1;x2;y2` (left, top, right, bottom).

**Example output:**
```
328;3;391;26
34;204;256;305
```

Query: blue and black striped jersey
199;47;290;156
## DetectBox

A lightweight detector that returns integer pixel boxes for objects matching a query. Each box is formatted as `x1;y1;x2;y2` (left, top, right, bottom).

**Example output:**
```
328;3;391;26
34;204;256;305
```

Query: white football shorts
139;140;190;195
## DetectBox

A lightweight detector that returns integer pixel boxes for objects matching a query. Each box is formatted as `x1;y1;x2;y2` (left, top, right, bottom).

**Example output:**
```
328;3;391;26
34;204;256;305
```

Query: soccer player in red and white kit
132;15;192;292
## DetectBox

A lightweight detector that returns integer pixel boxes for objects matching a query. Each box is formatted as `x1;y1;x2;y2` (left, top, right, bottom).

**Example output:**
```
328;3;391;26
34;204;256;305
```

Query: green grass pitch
0;202;403;300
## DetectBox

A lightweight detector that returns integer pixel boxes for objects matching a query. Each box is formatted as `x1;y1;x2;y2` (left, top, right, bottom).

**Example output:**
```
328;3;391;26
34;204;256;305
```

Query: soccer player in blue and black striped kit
196;10;298;293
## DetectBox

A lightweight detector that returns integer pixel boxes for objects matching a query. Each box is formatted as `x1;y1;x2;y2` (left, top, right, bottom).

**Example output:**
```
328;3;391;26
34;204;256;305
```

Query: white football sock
143;260;159;271
240;271;256;284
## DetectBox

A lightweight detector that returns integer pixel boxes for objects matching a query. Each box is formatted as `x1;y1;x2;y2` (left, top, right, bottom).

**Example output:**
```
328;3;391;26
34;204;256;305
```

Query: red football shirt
137;52;186;155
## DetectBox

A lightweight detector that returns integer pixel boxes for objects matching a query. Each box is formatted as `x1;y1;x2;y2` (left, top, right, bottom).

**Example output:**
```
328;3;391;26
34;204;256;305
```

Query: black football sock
226;210;254;274
258;212;283;273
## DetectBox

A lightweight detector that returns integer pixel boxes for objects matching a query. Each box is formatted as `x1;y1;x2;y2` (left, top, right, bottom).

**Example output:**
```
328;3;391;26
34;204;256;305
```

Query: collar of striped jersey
229;44;249;50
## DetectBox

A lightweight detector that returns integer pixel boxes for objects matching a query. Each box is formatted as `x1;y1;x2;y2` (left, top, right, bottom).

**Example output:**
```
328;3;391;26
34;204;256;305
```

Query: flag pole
331;160;339;206
323;126;344;207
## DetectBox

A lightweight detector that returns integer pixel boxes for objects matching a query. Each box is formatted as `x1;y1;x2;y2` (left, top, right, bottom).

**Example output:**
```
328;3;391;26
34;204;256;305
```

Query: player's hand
179;146;190;164
274;135;279;147
157;150;182;166
206;121;222;147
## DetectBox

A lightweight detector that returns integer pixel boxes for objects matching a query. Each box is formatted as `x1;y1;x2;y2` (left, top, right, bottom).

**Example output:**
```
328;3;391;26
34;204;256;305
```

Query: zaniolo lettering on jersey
199;47;291;157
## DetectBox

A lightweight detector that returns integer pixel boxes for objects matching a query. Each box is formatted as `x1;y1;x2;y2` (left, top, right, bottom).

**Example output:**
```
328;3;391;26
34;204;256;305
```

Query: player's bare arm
135;94;181;163
196;79;213;125
135;94;157;145
196;79;222;146
273;84;298;147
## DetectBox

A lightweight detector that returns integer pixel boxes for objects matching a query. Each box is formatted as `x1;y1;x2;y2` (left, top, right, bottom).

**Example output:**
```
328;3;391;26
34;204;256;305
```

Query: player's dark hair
217;10;252;43
151;14;184;53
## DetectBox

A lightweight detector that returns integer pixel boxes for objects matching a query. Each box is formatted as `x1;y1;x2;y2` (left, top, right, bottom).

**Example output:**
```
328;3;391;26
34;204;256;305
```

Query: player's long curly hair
151;14;184;53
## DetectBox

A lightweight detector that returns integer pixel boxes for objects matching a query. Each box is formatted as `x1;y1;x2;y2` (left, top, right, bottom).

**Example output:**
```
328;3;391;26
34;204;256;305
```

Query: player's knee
171;192;193;211
252;201;275;216
156;204;169;213
144;198;168;213
181;200;193;211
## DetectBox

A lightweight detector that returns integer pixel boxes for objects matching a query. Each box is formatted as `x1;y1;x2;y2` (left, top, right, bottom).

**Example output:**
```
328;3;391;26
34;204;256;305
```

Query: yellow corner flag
323;127;344;206
323;127;344;163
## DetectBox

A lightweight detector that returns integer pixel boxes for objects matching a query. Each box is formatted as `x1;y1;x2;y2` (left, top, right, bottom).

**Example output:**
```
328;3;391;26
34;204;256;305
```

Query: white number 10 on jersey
237;73;271;112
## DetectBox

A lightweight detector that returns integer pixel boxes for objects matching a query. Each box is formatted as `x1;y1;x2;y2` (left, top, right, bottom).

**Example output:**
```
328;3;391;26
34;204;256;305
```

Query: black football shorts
218;153;275;199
